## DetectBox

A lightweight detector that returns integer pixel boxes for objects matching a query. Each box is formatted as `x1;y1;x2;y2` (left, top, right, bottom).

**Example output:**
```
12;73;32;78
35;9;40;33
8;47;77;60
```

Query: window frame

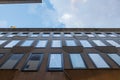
51;40;62;48
0;53;24;69
69;53;87;69
47;53;64;72
35;40;48;48
88;53;110;68
21;53;44;72
107;53;120;66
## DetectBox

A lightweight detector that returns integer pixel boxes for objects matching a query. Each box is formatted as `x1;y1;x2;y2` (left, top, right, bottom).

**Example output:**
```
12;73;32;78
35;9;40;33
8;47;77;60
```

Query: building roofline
0;28;120;32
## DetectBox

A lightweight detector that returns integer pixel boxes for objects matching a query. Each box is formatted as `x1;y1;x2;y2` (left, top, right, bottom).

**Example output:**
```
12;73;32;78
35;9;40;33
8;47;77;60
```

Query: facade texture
0;28;120;80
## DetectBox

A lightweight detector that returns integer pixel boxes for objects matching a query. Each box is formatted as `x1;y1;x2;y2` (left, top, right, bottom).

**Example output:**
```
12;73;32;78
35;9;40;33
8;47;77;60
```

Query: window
0;54;24;69
0;40;6;45
48;54;63;71
69;54;86;69
64;33;72;37
66;40;76;46
22;53;43;71
107;33;116;37
31;33;39;37
53;33;61;37
86;33;94;37
106;40;120;47
97;34;106;37
93;40;106;46
51;40;62;48
108;54;120;66
4;40;20;48
19;33;28;36
88;53;110;68
79;40;92;47
42;33;50;37
7;34;15;37
35;40;48;48
74;33;83;36
21;40;34;46
0;34;4;37
0;54;3;59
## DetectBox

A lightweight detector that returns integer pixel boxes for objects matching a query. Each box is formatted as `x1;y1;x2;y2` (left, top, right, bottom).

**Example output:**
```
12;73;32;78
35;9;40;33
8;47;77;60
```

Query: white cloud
50;0;120;28
0;20;8;28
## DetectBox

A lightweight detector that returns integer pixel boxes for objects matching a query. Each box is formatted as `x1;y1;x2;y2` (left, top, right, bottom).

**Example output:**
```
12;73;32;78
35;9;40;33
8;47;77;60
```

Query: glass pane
48;54;63;70
64;33;72;37
4;40;20;48
42;33;50;37
66;40;76;46
88;54;110;68
106;40;120;47
87;34;94;37
19;33;28;36
0;40;6;45
51;40;62;48
108;34;116;37
36;40;48;48
0;54;3;59
93;40;106;46
97;34;106;37
31;34;39;37
21;40;34;46
22;54;43;71
70;54;86;69
0;54;23;69
80;40;92;47
7;34;15;37
108;54;120;66
53;34;61;37
0;34;4;37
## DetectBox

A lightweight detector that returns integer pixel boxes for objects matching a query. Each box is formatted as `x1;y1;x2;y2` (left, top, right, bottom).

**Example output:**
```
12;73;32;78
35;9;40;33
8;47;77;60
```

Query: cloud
50;0;120;28
0;20;8;28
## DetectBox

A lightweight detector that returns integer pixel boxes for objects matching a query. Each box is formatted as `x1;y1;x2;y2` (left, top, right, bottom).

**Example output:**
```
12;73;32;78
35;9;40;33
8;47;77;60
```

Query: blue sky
0;0;120;28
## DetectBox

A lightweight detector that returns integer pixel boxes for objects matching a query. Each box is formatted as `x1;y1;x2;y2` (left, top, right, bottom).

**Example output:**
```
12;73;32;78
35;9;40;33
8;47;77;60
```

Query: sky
0;0;120;28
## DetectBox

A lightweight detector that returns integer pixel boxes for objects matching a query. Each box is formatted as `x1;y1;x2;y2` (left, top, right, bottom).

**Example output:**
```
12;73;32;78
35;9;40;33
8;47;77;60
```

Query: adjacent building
0;0;42;4
0;28;120;80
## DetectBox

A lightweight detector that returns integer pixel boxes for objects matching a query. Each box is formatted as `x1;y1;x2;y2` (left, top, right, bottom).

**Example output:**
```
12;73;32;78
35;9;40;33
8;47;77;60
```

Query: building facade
0;0;42;4
0;28;120;80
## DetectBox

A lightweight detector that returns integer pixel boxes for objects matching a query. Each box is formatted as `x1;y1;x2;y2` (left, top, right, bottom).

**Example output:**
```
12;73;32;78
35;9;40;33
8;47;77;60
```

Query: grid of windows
69;53;86;69
22;53;43;71
0;54;24;69
48;53;63;71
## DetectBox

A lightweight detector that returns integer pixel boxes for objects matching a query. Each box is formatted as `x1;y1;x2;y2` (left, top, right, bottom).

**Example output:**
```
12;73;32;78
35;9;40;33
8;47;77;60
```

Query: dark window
0;54;24;69
22;53;43;71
